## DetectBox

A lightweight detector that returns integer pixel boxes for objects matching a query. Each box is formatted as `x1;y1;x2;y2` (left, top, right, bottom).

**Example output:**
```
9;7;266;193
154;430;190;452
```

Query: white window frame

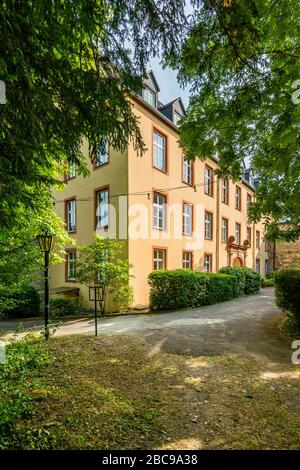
222;179;229;204
204;166;213;195
183;203;192;236
95;139;109;167
221;218;228;243
235;223;241;245
183;251;193;269
204;254;212;273
96;189;109;228
143;86;156;107
67;251;76;281
153;249;166;270
153;131;166;172
205;211;212;240
174;111;181;125
153;192;166;230
67;199;76;233
183;156;192;185
256;259;260;274
236;186;241;210
67;161;76;179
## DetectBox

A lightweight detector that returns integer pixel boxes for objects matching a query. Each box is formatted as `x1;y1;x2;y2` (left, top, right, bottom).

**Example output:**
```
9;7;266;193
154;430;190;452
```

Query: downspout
216;177;220;271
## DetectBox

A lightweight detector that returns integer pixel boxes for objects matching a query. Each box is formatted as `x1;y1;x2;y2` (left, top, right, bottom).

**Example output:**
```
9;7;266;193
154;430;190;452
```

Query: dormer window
143;86;156;107
174;111;181;125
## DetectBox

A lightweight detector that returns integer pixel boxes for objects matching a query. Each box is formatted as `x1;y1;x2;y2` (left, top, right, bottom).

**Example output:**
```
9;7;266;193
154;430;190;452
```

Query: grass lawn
1;333;300;450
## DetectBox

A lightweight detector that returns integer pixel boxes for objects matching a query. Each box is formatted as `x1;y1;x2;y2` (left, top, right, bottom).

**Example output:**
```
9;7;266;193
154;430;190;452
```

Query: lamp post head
36;233;56;253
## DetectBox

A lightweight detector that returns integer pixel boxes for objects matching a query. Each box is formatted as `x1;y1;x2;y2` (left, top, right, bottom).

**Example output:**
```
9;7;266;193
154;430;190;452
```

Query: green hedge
2;285;40;318
148;269;239;311
275;269;300;327
50;296;77;317
219;266;260;295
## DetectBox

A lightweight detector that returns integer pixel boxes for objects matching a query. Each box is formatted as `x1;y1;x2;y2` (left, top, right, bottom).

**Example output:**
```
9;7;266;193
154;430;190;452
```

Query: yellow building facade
51;72;269;309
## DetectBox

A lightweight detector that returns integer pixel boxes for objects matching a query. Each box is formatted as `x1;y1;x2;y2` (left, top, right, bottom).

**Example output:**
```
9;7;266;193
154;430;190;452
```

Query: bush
275;269;300;329
2;285;40;318
219;266;260;295
241;267;261;294
204;274;240;305
49;296;77;317
148;269;239;311
218;266;246;296
261;277;274;287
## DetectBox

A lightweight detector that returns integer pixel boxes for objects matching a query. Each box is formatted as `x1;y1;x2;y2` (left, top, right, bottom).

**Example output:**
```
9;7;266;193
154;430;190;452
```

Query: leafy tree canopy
0;0;186;229
171;0;300;240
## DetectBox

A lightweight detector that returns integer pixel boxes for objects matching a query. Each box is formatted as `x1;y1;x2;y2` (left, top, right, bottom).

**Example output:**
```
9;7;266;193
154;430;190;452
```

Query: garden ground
1;288;300;449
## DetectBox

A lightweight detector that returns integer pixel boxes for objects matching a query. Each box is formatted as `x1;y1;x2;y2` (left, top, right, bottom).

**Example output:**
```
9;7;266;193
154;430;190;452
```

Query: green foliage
1;285;40;319
170;0;300;241
219;266;260;295
204;273;239;305
275;269;300;329
0;337;53;449
76;236;133;313
148;269;239;311
50;297;77;317
0;0;186;231
261;277;274;287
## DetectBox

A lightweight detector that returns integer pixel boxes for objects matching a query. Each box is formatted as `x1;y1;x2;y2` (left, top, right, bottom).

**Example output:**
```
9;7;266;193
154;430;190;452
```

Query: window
153;130;167;172
247;193;252;205
95;139;109;167
204;253;212;273
221;179;229;204
96;188;109;229
256;259;260;274
265;260;269;274
235;223;241;245
247;227;252;247
183;156;192;185
205;211;213;240
221;218;228;243
66;199;76;233
235;186;242;210
153;192;166;230
204;165;213;196
153;248;166;270
143;87;156;107
183;251;193;269
66;161;76;179
66;251;76;281
174;111;181;125
183;203;193;236
256;230;260;249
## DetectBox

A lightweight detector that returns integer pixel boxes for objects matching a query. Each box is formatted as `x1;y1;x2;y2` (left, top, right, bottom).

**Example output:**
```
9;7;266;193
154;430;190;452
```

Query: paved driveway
1;288;291;363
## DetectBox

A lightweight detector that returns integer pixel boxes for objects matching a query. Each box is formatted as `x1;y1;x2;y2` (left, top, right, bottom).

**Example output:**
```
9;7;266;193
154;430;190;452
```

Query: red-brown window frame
94;185;110;231
152;125;169;174
65;248;76;282
204;210;213;240
182;250;193;269
152;246;168;271
64;196;77;234
221;217;229;243
204;164;214;197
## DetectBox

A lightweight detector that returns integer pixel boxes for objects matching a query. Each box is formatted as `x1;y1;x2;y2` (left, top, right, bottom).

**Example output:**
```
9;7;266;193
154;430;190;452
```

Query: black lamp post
37;233;55;340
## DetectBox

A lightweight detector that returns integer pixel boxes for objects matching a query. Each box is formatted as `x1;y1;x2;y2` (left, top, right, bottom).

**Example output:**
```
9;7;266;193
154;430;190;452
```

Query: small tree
76;236;133;314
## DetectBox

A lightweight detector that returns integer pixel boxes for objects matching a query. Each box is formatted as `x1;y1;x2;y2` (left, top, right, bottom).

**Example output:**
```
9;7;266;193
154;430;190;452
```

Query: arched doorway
233;256;243;267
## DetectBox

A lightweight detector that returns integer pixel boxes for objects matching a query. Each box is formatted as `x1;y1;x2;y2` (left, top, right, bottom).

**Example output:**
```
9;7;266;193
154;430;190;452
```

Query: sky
149;56;191;109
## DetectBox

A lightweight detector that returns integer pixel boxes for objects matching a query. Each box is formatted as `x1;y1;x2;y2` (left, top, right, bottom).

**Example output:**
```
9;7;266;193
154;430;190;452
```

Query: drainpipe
216;177;220;271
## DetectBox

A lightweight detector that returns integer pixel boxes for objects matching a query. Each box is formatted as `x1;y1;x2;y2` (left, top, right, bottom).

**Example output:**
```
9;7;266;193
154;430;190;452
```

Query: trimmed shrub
261;277;274;287
241;267;261;294
2;285;40;318
50;296;77;317
148;269;239;311
275;269;300;328
148;269;208;311
204;273;240;305
219;266;260;295
218;266;246;295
